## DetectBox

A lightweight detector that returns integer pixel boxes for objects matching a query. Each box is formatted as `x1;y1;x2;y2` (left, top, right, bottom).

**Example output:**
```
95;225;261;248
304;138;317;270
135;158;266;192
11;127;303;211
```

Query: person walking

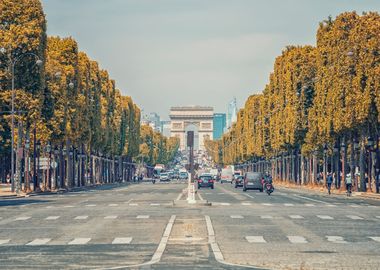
326;172;333;195
345;170;353;196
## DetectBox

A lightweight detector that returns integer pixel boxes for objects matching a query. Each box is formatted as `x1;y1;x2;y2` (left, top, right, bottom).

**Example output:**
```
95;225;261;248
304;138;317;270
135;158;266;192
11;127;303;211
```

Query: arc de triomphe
170;106;214;151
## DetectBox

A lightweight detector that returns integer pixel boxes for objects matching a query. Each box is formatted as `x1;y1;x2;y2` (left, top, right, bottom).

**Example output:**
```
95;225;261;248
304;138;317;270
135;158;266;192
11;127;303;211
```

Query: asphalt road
0;180;379;270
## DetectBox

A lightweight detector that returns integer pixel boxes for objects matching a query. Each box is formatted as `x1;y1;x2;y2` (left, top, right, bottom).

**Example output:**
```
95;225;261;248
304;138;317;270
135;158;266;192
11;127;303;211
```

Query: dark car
243;172;264;192
197;174;214;189
234;175;244;188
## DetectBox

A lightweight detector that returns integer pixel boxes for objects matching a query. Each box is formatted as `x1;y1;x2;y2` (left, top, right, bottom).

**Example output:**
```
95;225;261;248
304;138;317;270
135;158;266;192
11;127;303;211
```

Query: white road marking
68;238;91;245
64;205;74;208
136;215;149;219
287;236;308;244
261;203;273;206
347;215;363;220
368;205;377;208
15;216;31;221
294;194;329;204
326;236;347;243
108;204;118;207
261;215;273;219
218;193;225;195
104;215;118;219
175;193;183;201
205;215;224;261
230;215;244;219
304;203;315;207
85;204;96;207
244;194;255;199
150;203;160;206
246;236;266;243
349;204;360;208
284;203;294;206
129;203;138;206
326;204;336;207
289;215;304;219
74;216;88;220
151;215;176;262
376;216;380;219
46;206;54;209
45;216;60;220
112;237;132;244
220;203;230;206
0;239;10;245
26;238;51;246
369;237;380;242
317;215;334;220
205;193;212;195
241;202;251;206
198;192;204;201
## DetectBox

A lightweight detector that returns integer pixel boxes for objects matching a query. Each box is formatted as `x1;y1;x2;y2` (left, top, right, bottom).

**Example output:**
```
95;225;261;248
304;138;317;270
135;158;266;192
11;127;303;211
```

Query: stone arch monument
170;106;214;151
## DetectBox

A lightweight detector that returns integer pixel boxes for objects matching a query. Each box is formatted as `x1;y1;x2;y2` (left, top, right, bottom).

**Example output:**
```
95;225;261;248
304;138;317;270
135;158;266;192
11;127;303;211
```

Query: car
234;175;244;188
197;174;214;189
159;173;170;182
179;171;188;180
243;172;264;192
220;168;233;183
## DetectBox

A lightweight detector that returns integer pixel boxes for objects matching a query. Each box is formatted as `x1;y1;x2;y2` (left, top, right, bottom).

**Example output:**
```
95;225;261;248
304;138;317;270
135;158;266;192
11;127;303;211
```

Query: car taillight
198;180;202;183
209;179;214;183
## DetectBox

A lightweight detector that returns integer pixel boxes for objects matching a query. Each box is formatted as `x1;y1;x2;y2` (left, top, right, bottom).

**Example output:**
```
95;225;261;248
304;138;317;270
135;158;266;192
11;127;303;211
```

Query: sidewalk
274;180;380;200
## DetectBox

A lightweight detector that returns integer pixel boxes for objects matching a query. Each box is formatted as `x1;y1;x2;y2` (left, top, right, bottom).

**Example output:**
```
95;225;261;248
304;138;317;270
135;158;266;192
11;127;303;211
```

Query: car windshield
246;173;262;180
200;176;212;180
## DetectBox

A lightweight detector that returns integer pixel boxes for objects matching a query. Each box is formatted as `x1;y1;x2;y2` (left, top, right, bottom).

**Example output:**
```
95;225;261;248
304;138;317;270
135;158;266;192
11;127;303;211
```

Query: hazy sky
41;0;380;119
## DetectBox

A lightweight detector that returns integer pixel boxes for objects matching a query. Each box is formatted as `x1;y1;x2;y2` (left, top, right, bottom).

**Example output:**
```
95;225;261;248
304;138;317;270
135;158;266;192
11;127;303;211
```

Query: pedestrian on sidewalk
326;172;333;195
346;169;353;196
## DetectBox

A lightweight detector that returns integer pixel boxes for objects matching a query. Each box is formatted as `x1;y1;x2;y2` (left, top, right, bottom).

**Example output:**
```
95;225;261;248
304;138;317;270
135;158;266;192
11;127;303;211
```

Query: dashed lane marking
15;216;31;221
108;204;118;207
230;215;244;219
85;204;96;207
104;215;118;219
284;203;294;206
136;215;149;219
129;203;138;206
261;215;273;219
376;216;380;219
261;203;273;206
287;236;308;244
347;215;363;220
74;216;88;220
45;216;60;220
294;194;329;204
244;194;255;199
0;239;10;245
246;236;266;243
304;203;315;207
369;237;380;242
326;204;336;207
26;238;51;246
63;205;74;208
150;203;160;206
289;215;304;219
326;236;347;243
68;238;91;245
220;203;230;206
241;202;251;206
317;215;334;220
112;237;132;244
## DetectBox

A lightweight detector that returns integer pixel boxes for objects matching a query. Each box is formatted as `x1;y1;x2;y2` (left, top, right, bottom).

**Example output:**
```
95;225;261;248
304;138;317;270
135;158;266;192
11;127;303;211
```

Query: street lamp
0;48;43;194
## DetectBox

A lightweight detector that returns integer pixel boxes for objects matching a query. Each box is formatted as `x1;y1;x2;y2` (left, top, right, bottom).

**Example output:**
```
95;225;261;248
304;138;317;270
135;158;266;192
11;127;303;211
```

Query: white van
220;168;233;183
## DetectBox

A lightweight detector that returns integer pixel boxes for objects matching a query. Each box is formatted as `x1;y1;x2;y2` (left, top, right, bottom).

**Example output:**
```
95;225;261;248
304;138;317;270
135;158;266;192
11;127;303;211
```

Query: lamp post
36;140;41;191
323;143;328;183
341;139;346;190
0;48;43;194
333;142;339;189
367;136;374;192
24;135;30;192
353;138;360;191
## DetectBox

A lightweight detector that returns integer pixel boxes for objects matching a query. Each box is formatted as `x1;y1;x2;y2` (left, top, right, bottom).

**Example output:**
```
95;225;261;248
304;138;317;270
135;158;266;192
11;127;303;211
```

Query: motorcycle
264;182;274;195
152;179;156;184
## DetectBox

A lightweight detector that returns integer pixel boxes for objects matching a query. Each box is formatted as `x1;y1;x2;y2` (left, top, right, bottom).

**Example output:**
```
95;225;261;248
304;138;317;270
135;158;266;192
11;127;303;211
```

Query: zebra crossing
0;237;134;246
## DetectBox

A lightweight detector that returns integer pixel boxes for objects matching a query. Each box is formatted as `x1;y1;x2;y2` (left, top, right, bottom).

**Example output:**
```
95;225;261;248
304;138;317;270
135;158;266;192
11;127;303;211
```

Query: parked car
243;172;264;192
159;173;170;182
234;175;244;188
197;174;214;189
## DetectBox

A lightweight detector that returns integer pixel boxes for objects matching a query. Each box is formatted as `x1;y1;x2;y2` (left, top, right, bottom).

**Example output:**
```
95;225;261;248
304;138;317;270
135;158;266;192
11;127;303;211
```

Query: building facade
170;106;214;151
213;113;226;140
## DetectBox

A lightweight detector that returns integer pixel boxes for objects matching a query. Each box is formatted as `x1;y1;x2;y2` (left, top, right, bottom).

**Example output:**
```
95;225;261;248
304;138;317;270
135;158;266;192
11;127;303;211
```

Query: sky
41;0;380;119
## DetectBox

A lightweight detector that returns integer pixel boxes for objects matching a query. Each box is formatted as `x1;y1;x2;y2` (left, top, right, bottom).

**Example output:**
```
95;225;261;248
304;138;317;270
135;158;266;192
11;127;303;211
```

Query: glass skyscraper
213;113;226;140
